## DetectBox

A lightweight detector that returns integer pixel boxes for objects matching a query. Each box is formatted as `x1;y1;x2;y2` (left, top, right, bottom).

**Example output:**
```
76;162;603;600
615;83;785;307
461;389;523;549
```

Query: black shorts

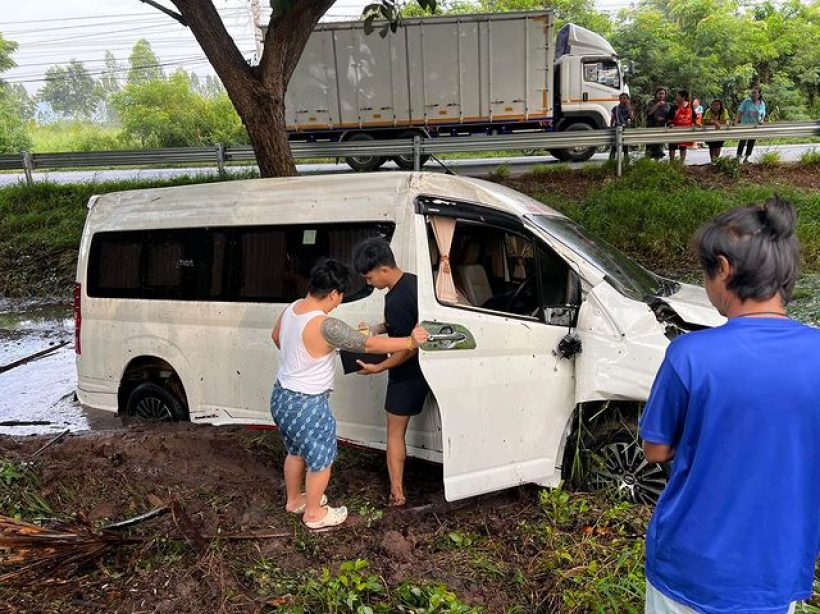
385;377;430;417
705;140;725;149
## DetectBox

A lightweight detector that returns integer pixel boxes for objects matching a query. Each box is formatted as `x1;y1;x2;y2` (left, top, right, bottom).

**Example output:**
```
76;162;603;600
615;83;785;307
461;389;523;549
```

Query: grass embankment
1;161;819;298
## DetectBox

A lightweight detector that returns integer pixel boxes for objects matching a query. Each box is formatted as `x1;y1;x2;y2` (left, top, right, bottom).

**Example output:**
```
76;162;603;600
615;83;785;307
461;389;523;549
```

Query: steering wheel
505;275;535;313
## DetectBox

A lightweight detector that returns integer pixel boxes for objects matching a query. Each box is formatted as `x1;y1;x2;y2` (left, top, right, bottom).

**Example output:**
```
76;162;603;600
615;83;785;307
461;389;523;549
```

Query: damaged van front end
575;280;724;404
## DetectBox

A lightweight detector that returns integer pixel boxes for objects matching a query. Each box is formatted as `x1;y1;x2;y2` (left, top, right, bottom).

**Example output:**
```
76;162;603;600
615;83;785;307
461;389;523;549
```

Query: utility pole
249;0;264;63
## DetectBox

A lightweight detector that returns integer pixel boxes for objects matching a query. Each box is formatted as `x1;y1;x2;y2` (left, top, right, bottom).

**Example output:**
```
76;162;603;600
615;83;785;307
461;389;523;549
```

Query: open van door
412;207;576;501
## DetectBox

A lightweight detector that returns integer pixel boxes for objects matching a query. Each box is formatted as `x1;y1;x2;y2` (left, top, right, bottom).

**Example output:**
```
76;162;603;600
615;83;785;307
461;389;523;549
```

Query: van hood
659;282;725;328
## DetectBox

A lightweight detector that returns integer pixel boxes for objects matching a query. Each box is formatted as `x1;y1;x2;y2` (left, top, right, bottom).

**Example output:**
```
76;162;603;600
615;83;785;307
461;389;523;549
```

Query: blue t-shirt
737;98;766;124
640;317;820;614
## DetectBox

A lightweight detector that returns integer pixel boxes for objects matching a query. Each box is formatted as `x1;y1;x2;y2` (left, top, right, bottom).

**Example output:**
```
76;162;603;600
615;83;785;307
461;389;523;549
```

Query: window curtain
430;216;457;303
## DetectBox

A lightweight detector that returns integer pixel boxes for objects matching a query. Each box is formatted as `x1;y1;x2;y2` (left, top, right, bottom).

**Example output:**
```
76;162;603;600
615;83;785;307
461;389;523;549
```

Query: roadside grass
29;122;136;153
518;158;820;276
758;151;782;166
0;458;53;520
801;149;820;165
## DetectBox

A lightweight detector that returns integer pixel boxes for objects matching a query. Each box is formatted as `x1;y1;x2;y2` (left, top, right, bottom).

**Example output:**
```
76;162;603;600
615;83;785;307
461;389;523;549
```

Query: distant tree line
1;0;818;154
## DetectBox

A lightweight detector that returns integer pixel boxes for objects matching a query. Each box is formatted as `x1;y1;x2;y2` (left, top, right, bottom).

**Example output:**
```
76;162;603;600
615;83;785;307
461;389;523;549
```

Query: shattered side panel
575;281;669;403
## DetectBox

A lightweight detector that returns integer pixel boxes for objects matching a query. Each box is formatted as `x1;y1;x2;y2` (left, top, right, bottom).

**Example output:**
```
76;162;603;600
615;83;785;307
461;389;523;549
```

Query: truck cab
552;24;627;161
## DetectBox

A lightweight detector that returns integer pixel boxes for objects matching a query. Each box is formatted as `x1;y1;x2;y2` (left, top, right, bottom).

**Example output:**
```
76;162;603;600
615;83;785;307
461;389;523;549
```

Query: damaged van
75;173;724;503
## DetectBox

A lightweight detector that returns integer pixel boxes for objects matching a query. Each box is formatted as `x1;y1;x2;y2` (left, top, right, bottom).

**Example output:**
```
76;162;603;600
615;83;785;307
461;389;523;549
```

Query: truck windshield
583;59;620;89
531;215;678;301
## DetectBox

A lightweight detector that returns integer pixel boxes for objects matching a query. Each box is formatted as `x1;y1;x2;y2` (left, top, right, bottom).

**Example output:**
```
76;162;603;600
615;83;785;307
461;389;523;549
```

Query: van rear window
86;222;394;303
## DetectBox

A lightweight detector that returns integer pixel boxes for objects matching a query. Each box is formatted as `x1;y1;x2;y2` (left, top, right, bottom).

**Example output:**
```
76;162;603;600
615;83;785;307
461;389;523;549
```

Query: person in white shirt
270;258;428;529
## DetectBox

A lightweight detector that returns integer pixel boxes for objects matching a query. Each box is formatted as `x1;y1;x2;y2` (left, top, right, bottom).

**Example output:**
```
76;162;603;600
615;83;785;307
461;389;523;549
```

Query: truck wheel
548;149;570;162
344;133;386;172
125;381;188;423
392;130;430;170
558;122;597;162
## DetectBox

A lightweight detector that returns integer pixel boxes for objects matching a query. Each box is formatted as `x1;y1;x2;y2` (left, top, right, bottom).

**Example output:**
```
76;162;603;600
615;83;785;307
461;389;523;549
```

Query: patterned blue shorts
270;381;337;472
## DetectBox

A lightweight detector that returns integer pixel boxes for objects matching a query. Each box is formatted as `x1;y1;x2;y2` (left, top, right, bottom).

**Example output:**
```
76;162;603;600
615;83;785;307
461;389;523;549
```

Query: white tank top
276;301;336;395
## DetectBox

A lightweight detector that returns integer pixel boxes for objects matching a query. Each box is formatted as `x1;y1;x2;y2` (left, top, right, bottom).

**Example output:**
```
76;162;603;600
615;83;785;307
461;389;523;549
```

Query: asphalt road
0;143;816;186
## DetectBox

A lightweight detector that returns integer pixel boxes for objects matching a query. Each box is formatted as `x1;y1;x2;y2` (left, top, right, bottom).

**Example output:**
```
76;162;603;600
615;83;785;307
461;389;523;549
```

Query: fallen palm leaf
0;501;290;587
0;514;142;587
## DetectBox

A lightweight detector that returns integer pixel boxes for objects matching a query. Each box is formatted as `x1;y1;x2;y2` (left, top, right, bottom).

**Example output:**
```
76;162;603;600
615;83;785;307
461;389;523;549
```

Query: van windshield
530;215;679;301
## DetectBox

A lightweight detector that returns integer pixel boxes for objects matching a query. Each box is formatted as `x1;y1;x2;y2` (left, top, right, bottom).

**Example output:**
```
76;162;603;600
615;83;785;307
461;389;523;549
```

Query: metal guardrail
2;121;818;182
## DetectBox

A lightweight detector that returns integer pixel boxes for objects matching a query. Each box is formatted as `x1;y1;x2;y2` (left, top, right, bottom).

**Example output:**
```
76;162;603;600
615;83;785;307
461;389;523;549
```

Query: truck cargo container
283;11;627;170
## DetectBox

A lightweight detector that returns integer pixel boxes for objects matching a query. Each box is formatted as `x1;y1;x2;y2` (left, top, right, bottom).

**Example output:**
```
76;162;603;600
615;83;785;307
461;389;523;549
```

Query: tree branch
165;0;255;93
137;0;186;26
260;0;337;84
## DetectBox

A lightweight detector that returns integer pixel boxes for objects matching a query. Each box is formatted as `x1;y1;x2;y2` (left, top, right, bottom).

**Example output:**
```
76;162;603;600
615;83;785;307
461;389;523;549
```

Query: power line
5;52;255;84
1;7;246;26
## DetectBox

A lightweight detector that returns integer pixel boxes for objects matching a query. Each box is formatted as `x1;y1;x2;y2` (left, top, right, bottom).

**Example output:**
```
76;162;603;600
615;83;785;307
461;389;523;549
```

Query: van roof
89;172;564;228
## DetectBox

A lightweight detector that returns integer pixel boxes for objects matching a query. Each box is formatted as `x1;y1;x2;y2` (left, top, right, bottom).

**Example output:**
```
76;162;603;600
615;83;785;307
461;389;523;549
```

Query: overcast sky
4;0;631;95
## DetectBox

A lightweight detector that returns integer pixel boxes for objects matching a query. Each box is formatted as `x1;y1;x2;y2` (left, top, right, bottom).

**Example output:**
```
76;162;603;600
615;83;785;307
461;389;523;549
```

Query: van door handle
419;322;476;351
427;332;466;343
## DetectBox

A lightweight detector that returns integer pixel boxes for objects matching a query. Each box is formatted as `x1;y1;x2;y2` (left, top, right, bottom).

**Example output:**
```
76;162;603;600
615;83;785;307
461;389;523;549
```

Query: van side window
428;219;575;321
87;223;394;303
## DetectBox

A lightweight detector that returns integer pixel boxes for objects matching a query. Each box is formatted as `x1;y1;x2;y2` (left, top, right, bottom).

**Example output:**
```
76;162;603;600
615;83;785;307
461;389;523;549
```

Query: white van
75;173;723;503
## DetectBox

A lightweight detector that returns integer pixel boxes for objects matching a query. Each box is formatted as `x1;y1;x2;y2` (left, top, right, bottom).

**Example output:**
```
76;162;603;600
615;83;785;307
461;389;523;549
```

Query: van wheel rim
588;441;667;505
135;397;173;422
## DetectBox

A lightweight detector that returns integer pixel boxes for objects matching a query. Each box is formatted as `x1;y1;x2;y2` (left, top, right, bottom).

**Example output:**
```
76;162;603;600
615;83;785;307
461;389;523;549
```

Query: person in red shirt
667;89;696;162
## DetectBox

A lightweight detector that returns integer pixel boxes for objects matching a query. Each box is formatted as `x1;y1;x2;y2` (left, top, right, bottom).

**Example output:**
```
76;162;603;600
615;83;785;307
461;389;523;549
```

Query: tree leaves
364;0;438;37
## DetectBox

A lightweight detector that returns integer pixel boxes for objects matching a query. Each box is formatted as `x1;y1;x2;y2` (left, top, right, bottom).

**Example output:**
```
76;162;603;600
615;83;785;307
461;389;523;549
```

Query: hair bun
761;196;796;239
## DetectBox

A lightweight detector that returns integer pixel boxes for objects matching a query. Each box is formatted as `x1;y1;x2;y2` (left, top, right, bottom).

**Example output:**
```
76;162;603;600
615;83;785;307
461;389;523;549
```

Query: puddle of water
0;298;85;436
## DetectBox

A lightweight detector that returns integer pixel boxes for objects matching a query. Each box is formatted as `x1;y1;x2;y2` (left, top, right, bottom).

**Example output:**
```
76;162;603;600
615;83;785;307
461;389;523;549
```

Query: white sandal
288;493;327;514
303;505;348;530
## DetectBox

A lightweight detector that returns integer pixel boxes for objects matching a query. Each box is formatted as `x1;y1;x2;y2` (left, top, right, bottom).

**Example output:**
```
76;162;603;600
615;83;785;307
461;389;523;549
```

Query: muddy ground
0;423;659;613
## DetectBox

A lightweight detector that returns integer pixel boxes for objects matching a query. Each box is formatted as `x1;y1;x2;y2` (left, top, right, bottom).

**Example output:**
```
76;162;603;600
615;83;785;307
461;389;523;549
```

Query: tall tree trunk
229;71;295;177
170;0;334;177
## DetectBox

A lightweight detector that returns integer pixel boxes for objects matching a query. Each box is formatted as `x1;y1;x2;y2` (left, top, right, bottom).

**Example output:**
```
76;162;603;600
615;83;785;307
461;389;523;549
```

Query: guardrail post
22;151;34;185
413;135;421;171
615;125;624;178
215;143;226;175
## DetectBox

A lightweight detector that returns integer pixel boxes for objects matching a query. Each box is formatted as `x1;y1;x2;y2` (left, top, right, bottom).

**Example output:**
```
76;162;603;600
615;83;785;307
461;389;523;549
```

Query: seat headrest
461;242;481;265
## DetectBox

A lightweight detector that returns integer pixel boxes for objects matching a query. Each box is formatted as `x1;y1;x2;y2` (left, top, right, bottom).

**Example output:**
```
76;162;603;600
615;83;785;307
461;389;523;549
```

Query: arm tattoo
321;317;366;352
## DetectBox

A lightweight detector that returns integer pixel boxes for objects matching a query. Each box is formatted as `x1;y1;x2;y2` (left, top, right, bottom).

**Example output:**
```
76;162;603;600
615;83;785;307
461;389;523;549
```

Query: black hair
352;237;397;275
308;258;353;299
711;98;724;113
678;89;689;101
693;196;800;303
654;87;667;97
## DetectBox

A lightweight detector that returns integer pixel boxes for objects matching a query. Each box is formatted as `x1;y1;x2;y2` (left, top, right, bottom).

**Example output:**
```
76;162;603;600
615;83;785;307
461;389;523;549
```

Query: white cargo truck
285;11;627;170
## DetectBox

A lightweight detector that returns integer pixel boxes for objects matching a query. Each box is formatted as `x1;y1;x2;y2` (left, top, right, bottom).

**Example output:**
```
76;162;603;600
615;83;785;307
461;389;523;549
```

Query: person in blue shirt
735;86;766;163
640;196;820;614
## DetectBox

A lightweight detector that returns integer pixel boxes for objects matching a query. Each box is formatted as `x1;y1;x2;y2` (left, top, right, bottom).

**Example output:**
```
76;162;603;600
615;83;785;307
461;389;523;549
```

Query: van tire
562;409;668;505
125;382;188;423
582;418;668;505
344;133;386;172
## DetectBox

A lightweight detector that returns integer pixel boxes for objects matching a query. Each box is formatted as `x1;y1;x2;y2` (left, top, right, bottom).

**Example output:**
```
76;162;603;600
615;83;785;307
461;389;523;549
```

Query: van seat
456;243;493;307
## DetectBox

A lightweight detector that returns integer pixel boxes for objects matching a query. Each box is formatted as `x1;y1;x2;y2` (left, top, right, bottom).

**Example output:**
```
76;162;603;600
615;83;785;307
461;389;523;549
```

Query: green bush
29;121;132;152
758;151;781;166
0;97;31;153
112;71;248;148
801;149;820;165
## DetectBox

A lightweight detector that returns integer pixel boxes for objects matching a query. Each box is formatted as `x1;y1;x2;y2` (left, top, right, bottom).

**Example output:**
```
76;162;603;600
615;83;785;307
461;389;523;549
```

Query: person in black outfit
353;238;430;507
645;87;671;160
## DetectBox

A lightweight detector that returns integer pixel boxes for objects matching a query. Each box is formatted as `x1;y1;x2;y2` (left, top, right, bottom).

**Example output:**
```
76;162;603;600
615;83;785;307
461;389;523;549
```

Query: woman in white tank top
270;259;427;530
